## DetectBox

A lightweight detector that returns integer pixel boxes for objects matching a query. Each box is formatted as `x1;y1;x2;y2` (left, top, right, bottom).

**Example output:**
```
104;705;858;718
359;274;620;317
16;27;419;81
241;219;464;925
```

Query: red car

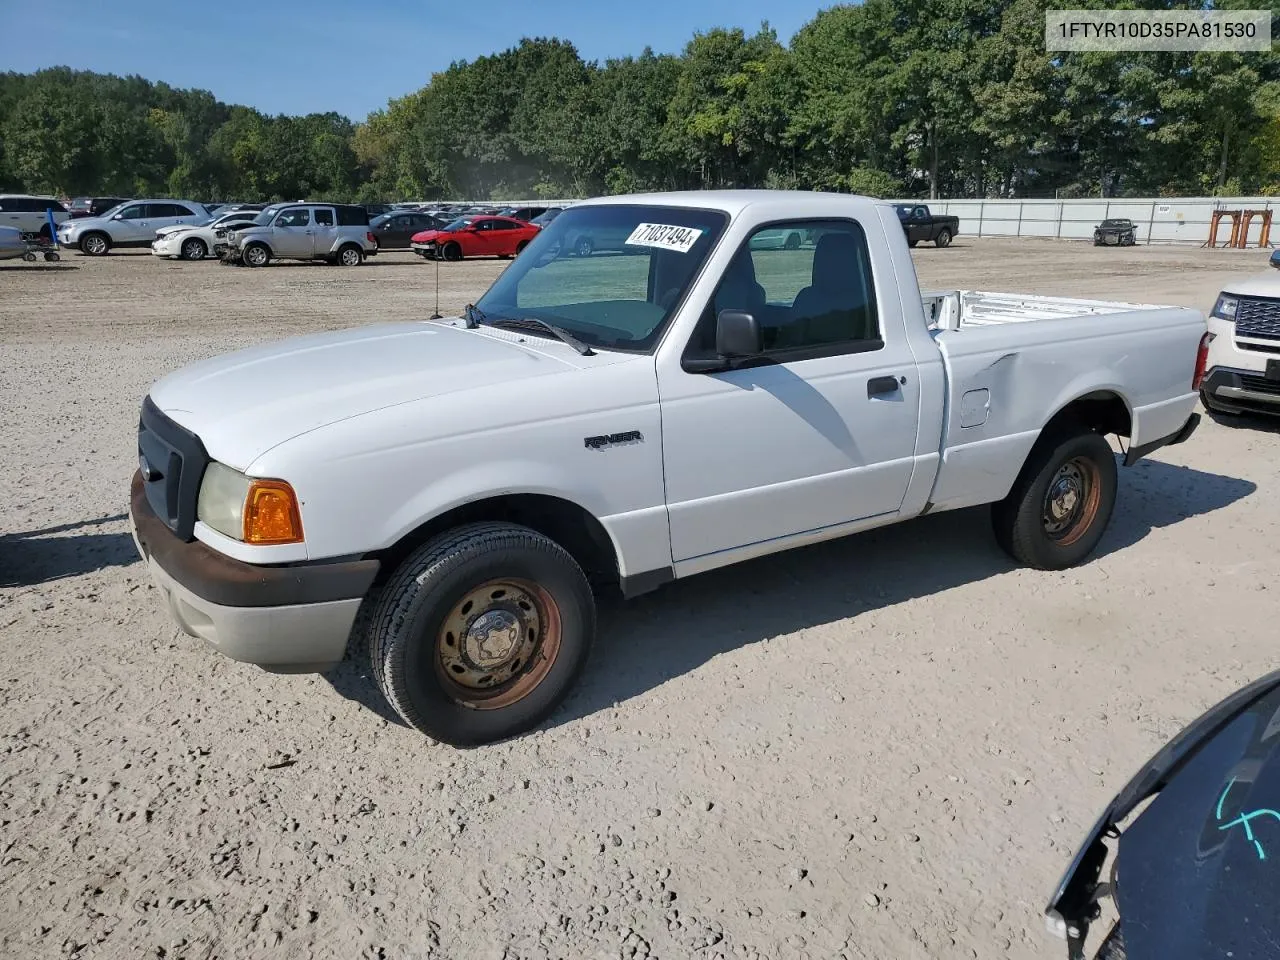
410;215;540;261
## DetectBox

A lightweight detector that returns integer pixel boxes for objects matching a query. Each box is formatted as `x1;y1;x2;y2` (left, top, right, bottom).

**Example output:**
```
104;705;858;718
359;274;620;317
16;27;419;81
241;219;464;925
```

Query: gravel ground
1;240;1278;960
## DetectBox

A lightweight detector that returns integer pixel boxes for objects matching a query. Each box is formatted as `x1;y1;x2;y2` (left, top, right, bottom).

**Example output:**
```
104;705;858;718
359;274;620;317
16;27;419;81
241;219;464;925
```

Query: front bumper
411;242;438;258
150;238;181;257
1201;365;1280;415
129;471;379;672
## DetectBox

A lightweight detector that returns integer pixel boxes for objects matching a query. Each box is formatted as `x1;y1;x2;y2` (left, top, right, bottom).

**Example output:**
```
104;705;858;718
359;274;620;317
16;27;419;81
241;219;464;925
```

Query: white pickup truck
129;190;1204;746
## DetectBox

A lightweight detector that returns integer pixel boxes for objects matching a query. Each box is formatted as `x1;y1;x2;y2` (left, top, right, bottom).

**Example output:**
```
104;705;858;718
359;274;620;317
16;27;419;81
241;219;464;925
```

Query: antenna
429;250;442;320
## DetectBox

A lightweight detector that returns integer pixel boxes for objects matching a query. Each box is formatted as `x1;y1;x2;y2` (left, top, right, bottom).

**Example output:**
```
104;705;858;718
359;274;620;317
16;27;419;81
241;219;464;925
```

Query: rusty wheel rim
435;578;562;710
1043;456;1101;546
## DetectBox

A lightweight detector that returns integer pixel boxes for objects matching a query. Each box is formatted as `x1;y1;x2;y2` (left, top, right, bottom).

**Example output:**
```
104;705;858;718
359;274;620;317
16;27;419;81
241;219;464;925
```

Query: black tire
80;232;110;256
442;241;462;262
783;232;801;250
575;236;593;257
242;243;270;267
991;429;1117;570
337;244;363;266
908;239;918;248
181;237;207;261
935;229;952;248
515;240;529;255
369;522;595;746
37;223;52;242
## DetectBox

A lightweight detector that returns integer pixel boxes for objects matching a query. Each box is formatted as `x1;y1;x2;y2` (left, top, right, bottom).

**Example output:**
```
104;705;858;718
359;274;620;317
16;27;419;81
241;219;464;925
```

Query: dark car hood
1115;681;1280;960
1048;670;1280;960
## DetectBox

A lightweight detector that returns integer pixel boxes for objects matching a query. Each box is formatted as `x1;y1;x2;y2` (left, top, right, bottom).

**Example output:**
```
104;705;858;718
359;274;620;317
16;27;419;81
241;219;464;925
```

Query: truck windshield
473;204;728;353
251;206;283;226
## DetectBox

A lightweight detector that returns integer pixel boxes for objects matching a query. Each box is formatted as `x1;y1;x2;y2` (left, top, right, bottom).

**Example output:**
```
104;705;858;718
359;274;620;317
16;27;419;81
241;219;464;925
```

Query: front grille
1234;296;1280;340
1239;374;1280;396
137;396;209;541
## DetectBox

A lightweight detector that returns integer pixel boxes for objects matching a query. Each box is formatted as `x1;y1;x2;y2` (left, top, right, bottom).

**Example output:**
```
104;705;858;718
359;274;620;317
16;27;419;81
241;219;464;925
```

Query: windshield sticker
1216;777;1280;861
624;223;704;254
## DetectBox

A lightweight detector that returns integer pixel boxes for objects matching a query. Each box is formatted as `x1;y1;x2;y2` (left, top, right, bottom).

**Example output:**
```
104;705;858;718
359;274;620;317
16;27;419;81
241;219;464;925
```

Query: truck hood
1221;270;1280;298
148;321;580;469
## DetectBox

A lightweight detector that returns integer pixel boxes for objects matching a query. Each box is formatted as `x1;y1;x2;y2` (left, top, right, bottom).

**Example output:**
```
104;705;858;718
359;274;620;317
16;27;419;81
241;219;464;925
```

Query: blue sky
1;0;826;120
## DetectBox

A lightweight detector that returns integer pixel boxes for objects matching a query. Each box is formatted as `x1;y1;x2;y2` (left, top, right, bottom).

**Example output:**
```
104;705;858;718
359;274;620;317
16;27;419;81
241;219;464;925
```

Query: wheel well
1043;391;1132;441
373;494;619;592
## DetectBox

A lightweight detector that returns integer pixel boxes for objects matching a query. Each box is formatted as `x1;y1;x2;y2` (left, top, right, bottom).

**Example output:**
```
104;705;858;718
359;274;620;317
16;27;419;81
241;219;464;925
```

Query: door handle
867;375;902;397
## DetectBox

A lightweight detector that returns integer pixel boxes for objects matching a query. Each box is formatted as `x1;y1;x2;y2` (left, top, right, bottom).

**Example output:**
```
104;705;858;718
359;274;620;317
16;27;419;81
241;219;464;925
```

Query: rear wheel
369;522;595;746
338;244;363;266
515;239;529;255
242;243;270;267
181;237;207;260
935;229;952;248
992;430;1117;570
80;232;110;256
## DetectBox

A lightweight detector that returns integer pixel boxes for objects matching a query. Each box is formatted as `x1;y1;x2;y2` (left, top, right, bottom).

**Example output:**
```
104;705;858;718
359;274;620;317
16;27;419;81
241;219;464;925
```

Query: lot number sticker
625;223;704;253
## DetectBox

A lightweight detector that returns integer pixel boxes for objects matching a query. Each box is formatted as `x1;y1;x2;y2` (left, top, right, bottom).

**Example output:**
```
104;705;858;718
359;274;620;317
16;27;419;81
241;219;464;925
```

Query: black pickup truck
894;203;960;248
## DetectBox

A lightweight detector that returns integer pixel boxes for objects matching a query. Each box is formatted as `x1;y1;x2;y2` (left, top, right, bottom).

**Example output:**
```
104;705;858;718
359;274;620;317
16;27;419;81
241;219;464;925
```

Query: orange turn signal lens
242;480;304;545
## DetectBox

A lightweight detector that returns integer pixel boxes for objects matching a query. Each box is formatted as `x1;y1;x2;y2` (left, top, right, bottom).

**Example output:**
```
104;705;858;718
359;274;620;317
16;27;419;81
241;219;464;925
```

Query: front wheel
181;237;207;261
80;232;110;256
991;430;1117;570
242;243;270;267
935;229;952;248
442;241;462;262
369;522;595;746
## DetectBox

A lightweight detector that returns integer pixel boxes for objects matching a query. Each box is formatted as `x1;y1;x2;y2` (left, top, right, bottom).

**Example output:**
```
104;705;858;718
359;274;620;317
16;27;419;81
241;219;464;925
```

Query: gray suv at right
58;199;209;255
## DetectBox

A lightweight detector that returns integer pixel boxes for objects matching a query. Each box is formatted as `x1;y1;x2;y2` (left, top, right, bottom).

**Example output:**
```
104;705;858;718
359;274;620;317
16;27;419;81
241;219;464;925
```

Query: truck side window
691;220;880;357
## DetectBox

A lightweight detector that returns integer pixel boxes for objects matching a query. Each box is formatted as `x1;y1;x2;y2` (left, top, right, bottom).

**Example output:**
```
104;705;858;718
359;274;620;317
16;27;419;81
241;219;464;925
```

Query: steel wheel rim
435;578;562;710
341;248;361;266
1043;456;1101;545
245;246;267;266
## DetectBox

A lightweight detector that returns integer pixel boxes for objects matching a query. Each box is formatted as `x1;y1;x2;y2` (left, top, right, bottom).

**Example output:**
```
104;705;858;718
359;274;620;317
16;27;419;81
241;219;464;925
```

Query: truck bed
922;289;1169;331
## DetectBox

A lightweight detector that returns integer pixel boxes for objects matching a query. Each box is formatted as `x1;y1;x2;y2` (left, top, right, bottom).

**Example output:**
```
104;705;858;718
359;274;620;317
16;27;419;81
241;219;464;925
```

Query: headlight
1212;294;1238;320
197;462;304;544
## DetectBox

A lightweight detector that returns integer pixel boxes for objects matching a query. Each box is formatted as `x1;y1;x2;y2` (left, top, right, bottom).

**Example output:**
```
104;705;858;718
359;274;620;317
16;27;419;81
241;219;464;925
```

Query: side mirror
112;214;123;220
716;310;762;358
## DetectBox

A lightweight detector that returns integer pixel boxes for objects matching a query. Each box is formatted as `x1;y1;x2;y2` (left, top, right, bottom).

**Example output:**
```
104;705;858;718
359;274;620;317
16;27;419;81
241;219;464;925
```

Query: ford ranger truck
1197;249;1280;418
129;190;1204;746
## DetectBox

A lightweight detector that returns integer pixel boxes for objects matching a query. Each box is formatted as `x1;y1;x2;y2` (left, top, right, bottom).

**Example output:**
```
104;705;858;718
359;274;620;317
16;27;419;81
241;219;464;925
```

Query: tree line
2;0;1278;204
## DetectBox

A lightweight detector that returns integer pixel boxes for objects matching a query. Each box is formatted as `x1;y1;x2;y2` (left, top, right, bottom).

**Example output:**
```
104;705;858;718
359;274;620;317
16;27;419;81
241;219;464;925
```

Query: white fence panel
888;196;1277;246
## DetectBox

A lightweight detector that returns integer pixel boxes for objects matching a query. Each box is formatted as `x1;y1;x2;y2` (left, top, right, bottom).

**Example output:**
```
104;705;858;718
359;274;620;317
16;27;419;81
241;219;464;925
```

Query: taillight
1192;331;1214;389
367;232;376;244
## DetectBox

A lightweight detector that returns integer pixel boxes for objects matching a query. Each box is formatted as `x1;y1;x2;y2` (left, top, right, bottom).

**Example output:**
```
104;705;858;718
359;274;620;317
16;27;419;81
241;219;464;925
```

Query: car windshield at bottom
473;204;728;353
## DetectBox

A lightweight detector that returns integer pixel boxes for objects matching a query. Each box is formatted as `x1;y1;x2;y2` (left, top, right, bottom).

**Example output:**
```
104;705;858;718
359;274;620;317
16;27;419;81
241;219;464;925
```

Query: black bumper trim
1201;365;1280;414
1123;411;1200;466
131;471;379;608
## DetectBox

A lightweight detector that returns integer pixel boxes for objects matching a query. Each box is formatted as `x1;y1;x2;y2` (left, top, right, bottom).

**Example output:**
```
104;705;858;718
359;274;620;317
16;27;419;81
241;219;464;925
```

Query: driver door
470;219;500;256
113;203;151;243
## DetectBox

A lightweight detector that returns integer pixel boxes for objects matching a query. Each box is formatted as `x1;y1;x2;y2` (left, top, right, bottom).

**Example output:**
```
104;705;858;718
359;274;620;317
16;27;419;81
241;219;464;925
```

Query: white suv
58;199;209;256
1198;250;1280;418
0;195;70;239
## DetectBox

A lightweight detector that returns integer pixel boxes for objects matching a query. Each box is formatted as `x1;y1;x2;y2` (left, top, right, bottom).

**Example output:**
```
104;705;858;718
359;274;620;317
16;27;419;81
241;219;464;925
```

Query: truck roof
575;189;887;218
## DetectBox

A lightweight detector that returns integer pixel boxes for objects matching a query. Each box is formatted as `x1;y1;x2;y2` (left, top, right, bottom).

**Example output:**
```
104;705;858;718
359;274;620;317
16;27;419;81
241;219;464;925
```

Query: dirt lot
1;239;1278;960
